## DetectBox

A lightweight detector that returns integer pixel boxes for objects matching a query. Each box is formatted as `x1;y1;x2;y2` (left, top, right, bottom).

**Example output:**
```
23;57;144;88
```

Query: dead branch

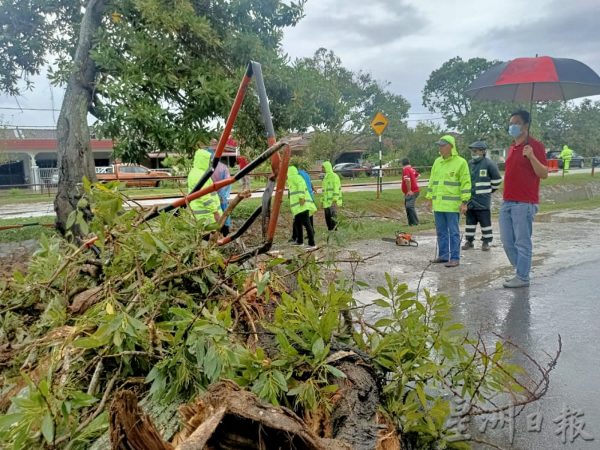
110;390;172;450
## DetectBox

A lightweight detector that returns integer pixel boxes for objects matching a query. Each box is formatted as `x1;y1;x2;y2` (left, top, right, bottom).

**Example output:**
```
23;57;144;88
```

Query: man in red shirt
401;158;420;226
236;155;251;191
499;110;548;288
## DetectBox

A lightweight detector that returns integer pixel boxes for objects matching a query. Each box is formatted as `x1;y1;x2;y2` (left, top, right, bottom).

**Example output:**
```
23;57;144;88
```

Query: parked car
546;150;585;169
96;164;171;187
371;159;401;177
51;165;171;187
333;162;365;178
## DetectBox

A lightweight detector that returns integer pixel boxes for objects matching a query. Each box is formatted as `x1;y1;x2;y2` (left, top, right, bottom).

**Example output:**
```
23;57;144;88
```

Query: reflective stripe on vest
442;196;460;201
444;181;461;186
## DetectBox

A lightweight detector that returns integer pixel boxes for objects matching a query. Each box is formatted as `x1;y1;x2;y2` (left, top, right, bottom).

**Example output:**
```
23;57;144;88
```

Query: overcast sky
2;0;600;128
282;0;600;123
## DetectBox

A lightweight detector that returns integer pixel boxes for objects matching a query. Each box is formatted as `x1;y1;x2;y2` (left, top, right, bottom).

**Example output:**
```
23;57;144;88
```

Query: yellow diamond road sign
370;112;389;136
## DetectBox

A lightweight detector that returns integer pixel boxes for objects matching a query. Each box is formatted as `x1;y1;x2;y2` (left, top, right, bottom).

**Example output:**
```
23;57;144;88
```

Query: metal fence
39;168;59;186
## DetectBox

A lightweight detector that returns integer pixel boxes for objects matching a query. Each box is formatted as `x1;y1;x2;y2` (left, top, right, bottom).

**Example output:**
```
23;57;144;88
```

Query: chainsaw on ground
382;231;418;247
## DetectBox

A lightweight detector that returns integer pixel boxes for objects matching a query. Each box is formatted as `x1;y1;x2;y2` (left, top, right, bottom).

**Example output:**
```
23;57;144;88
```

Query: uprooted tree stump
110;378;400;450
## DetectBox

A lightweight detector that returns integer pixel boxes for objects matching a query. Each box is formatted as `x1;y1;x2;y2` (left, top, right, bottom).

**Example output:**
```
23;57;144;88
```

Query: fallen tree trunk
110;381;355;450
109;376;399;450
330;361;380;450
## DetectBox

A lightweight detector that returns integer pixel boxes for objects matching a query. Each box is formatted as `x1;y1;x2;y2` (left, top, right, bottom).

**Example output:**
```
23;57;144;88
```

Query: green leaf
73;337;104;349
374;318;394;328
77;214;90;235
415;384;427;408
151;235;170;253
272;370;288;392
444;323;464;332
0;413;23;431
376;286;389;298
325;364;347;379
41;413;54;443
65;211;77;230
37;379;50;398
374;299;391;308
312;337;325;360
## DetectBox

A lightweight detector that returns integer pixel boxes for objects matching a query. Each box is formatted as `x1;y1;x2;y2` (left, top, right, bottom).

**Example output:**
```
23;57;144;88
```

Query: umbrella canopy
465;56;600;102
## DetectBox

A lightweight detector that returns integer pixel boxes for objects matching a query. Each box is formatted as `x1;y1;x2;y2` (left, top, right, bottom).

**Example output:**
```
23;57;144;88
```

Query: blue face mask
508;124;522;137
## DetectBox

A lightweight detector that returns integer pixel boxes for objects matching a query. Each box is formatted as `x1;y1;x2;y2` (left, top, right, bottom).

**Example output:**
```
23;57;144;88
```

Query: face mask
508;124;522;137
471;154;483;161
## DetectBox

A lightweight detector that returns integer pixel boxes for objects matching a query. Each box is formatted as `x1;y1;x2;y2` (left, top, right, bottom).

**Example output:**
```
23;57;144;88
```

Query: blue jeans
434;212;461;261
499;201;538;281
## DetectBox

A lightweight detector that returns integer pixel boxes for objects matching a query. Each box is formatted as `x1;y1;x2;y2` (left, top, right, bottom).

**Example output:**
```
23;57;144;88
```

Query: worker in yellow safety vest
187;148;221;227
425;135;471;267
321;161;343;231
287;165;316;248
560;145;573;173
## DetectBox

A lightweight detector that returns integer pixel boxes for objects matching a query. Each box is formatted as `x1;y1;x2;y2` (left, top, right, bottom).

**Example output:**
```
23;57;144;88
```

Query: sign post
370;112;389;198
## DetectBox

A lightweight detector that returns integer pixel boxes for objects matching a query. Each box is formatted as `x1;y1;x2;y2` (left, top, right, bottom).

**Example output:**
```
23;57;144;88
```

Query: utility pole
370;112;388;199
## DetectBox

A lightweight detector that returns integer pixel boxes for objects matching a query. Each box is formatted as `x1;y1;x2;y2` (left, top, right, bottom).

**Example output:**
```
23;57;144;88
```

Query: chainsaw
381;231;418;247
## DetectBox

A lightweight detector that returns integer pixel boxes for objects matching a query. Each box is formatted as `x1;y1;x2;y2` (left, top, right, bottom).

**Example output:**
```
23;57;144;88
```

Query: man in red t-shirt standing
401;158;420;226
500;110;548;288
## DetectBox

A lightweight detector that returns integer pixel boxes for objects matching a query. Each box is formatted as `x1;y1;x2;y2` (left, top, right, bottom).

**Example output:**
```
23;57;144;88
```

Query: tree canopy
422;56;600;156
0;0;307;159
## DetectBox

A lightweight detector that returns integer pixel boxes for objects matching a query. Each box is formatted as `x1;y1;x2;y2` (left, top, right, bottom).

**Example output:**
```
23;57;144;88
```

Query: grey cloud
476;1;600;66
359;46;456;110
295;0;428;48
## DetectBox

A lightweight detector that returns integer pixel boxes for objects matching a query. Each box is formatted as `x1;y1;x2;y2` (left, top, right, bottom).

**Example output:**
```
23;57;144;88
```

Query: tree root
110;381;334;450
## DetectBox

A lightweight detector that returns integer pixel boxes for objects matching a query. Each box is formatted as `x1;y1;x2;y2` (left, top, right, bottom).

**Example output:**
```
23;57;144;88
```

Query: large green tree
295;49;410;162
562;100;600;156
0;0;305;230
422;56;518;148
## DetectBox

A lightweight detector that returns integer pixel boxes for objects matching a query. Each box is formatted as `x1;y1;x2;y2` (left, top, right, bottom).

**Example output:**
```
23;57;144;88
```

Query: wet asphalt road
452;258;600;449
345;208;600;449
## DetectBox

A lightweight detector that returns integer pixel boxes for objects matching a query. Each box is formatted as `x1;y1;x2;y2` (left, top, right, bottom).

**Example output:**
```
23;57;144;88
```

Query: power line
0;106;441;114
0;106;61;111
406;117;443;122
1;124;58;128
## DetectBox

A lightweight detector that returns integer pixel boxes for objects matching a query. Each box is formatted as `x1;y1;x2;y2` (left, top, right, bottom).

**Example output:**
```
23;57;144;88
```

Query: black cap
468;140;488;150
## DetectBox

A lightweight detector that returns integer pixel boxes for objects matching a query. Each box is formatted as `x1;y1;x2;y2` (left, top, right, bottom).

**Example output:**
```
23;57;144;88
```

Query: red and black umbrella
465;56;600;103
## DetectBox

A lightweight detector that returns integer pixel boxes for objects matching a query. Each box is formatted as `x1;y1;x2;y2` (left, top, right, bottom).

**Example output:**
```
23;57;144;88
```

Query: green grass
541;172;600;187
0;216;56;243
2;182;600;245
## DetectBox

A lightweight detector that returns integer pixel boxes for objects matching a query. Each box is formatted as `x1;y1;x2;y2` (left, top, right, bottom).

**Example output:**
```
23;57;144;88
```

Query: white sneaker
305;245;318;251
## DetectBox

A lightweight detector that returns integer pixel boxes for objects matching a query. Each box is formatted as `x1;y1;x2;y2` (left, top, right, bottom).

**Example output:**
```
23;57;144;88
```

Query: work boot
431;258;449;263
503;276;530;288
444;260;460;268
462;241;474;250
481;241;491;251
